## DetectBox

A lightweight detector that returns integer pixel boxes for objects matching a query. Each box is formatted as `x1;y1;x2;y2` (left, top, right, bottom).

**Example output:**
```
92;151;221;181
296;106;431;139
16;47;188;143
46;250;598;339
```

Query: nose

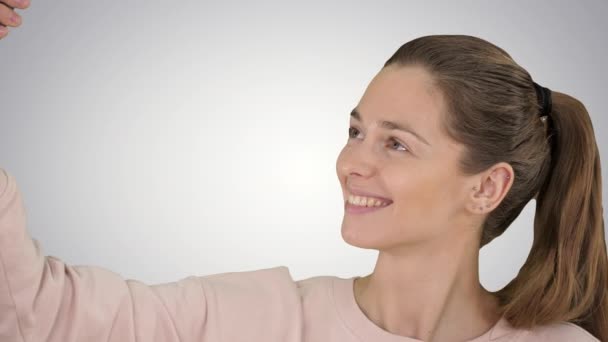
336;139;379;180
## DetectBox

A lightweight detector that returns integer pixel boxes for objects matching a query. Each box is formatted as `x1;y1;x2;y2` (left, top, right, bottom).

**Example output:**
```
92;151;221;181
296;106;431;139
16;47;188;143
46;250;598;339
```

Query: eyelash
348;126;410;153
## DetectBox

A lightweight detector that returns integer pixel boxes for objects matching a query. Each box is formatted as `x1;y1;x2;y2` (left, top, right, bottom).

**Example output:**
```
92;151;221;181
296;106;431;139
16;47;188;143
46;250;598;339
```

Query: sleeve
0;168;208;342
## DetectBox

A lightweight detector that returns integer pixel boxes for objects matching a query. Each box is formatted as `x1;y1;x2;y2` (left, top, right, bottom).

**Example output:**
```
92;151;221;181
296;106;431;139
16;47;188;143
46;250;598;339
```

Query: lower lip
345;202;392;214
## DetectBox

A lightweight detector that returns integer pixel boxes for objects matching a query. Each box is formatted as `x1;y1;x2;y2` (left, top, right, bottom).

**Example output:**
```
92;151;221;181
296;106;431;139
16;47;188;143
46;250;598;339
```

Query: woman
1;2;606;342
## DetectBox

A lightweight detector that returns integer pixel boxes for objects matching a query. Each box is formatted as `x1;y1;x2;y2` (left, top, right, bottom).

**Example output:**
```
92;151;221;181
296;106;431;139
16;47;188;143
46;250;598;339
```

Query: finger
0;0;30;10
0;25;8;39
0;2;21;27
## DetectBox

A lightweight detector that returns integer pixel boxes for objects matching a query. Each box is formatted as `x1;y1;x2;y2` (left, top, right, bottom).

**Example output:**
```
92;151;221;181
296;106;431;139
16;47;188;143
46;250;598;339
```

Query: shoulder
519;321;599;342
200;265;294;284
295;274;336;295
294;274;349;325
199;265;299;298
197;265;302;313
195;266;304;339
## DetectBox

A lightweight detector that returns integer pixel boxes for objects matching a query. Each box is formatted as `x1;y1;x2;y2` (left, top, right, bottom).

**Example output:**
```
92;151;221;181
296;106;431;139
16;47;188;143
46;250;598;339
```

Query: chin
341;222;392;250
341;220;433;252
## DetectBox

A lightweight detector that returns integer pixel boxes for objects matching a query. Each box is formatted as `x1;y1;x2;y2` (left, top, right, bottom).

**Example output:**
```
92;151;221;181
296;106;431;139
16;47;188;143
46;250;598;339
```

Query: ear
466;162;514;215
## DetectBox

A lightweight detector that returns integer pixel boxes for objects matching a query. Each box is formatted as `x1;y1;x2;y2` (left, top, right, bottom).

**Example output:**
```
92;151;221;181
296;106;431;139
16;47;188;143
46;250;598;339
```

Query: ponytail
496;91;608;341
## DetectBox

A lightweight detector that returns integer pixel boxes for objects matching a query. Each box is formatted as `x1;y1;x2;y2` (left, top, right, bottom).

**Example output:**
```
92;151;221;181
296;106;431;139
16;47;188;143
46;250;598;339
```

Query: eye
387;137;409;152
348;126;361;139
348;126;410;153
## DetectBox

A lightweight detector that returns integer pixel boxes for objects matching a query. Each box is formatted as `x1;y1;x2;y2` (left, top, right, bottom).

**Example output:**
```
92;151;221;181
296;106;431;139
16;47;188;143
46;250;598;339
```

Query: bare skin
336;65;514;341
0;0;30;39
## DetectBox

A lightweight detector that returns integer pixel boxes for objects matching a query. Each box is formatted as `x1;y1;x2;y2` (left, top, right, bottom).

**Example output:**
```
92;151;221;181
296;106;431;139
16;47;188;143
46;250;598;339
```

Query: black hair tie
533;81;552;117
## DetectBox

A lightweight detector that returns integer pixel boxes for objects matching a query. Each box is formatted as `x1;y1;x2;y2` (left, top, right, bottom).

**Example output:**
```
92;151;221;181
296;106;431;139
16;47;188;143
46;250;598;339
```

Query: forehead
356;65;444;138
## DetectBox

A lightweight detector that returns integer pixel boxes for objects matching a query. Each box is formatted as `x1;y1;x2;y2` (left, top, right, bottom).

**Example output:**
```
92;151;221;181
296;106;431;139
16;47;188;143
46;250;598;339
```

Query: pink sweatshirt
0;168;600;342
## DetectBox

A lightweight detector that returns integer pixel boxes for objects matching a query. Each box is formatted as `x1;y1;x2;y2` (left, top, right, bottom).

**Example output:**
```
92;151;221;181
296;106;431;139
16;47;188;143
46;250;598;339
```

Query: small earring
505;175;510;179
485;203;491;208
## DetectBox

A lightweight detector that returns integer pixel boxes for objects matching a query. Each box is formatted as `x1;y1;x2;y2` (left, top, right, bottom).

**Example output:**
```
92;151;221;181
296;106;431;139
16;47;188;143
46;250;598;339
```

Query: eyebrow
350;108;431;146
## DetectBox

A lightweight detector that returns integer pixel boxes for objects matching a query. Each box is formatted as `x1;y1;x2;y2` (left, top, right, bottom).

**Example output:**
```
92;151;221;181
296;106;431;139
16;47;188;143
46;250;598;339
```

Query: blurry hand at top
0;0;30;40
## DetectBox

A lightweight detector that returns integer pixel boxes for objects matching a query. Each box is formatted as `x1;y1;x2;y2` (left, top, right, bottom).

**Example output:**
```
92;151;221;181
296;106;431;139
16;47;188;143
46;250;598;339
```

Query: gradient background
0;1;606;289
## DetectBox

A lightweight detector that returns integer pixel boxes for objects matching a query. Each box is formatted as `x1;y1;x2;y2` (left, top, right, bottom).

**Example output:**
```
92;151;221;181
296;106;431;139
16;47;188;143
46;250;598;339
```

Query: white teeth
347;195;389;207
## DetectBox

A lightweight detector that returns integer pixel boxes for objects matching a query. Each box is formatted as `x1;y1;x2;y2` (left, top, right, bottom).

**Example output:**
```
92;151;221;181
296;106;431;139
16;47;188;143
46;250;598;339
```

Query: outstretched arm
0;0;29;39
0;168;208;342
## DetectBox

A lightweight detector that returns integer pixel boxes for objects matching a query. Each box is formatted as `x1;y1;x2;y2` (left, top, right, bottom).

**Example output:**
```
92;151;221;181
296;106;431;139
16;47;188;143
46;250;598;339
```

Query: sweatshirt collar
331;276;520;342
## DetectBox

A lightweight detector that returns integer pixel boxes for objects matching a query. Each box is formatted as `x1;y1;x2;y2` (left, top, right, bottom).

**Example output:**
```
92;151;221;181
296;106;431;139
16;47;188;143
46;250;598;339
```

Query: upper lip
346;186;393;203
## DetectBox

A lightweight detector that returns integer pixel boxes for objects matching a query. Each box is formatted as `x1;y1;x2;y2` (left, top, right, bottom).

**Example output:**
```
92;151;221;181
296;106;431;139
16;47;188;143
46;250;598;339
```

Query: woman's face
336;65;476;253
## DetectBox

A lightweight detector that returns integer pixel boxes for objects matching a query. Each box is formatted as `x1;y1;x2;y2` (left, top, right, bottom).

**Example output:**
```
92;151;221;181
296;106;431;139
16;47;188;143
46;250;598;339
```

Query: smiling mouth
344;200;392;214
346;194;392;207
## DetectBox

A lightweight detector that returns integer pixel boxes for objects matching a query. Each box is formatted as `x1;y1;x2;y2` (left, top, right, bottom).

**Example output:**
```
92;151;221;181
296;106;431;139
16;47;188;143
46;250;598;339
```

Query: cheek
393;165;447;209
390;166;460;235
393;174;439;218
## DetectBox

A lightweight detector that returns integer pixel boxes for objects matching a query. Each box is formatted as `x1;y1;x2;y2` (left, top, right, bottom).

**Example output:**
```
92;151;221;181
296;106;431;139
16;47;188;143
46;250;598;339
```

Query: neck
354;232;501;342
